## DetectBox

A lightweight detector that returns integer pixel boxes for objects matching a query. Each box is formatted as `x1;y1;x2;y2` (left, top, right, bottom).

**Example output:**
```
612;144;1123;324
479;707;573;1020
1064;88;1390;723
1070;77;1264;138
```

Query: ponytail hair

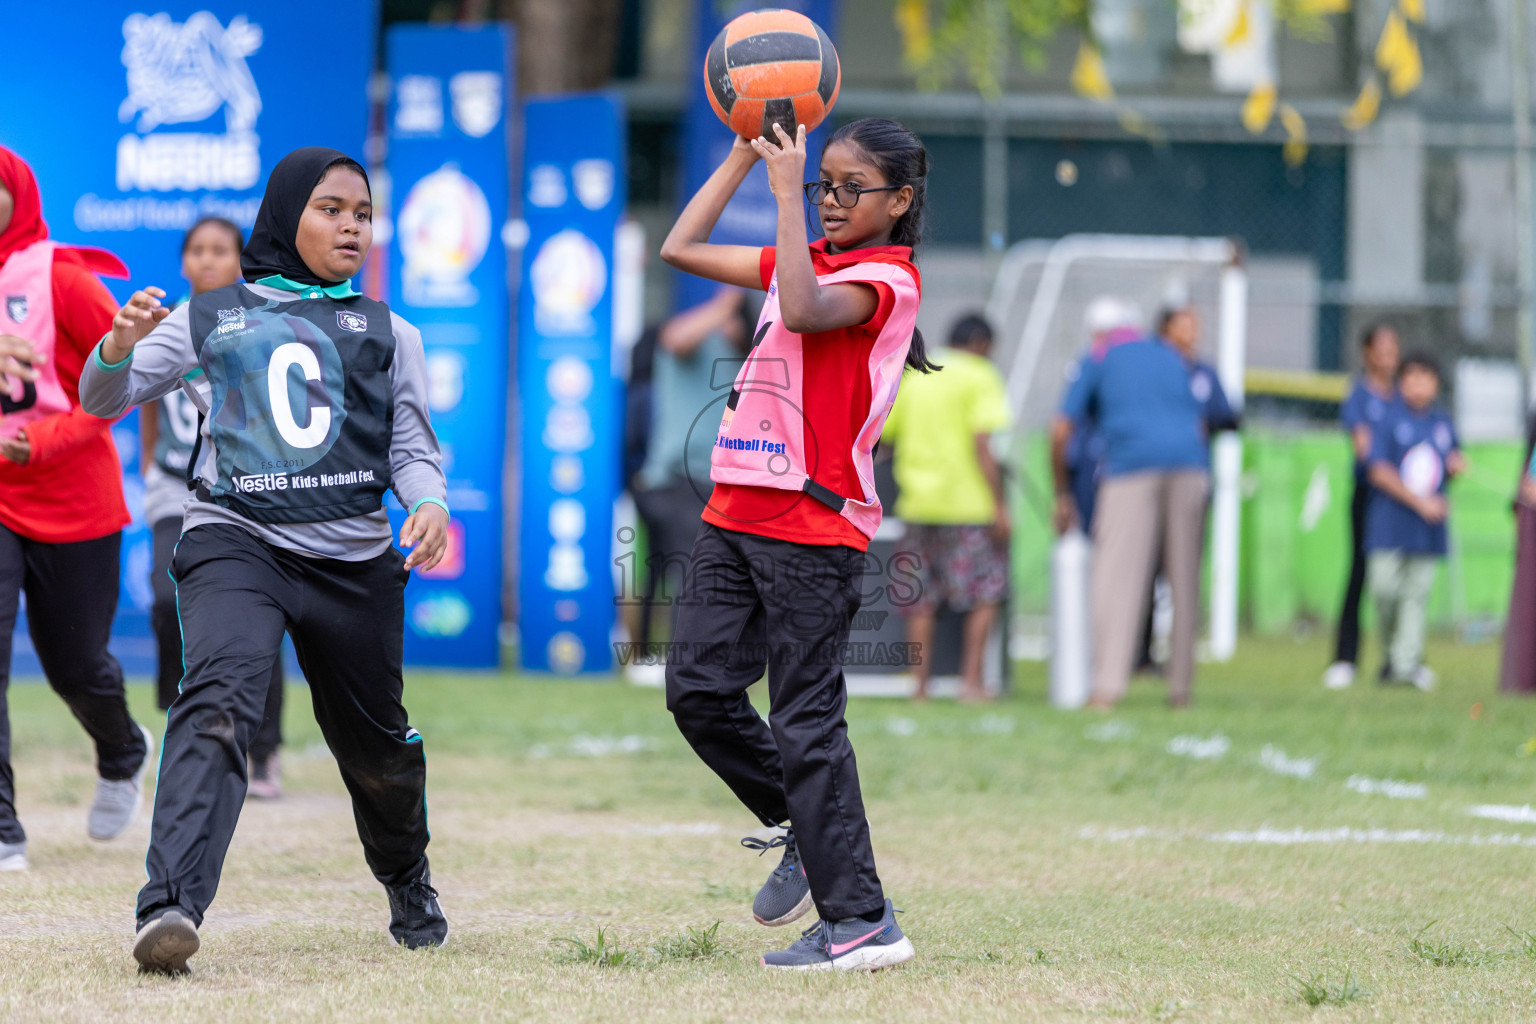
826;117;939;373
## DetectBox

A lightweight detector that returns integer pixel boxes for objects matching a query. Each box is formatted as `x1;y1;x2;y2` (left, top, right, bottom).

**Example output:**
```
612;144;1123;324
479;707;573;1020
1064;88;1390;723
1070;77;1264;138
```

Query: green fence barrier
1009;429;1523;636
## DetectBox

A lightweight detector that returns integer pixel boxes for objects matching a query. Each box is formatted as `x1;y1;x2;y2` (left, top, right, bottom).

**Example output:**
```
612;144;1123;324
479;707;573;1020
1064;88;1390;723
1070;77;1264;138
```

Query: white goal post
986;234;1248;662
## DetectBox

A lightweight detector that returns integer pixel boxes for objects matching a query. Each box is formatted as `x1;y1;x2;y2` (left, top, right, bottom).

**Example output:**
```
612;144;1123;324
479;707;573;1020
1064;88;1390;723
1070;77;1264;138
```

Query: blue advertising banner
517;95;626;675
0;2;374;675
384;25;512;668
675;0;841;312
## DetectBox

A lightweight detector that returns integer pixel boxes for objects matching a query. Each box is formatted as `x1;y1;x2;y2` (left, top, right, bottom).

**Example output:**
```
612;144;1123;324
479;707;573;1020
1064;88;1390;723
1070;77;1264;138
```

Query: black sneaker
133;908;200;976
387;866;449;949
741;830;813;927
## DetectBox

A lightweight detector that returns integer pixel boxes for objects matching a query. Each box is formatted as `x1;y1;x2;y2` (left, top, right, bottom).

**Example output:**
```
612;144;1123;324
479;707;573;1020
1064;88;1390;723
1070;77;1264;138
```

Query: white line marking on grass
885;717;918;737
1468;804;1536;825
1166;733;1229;759
974;715;1015;735
1084;721;1135;741
1079;826;1172;841
1257;745;1318;779
630;823;724;836
1344;775;1426;799
1080;825;1536;848
530;734;657;758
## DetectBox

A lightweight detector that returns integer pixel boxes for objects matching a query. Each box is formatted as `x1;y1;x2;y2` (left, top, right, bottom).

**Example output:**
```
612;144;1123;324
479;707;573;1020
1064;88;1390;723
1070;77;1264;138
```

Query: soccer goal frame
987;234;1249;662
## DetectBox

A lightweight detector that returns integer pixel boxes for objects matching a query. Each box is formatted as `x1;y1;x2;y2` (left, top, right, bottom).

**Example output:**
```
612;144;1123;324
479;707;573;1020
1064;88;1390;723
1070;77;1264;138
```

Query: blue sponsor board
0;3;374;675
517;95;626;675
675;0;840;311
384;25;513;668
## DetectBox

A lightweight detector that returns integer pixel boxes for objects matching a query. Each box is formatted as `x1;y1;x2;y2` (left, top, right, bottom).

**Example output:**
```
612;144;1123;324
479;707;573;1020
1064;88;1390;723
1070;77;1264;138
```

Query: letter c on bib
267;342;331;449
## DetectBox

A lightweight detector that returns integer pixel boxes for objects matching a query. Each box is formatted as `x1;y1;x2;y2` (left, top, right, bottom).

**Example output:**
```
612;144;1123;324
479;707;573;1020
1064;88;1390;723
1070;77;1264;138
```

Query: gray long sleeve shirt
79;282;446;561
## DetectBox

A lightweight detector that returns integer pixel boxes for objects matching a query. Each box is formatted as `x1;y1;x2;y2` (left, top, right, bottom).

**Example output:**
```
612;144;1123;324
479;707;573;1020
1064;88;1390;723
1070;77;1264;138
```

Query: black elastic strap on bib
185;411;206;492
803;478;847;512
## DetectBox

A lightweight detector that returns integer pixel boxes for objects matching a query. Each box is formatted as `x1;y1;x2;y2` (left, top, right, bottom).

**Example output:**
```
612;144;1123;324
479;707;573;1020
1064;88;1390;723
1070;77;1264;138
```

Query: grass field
2;635;1535;1022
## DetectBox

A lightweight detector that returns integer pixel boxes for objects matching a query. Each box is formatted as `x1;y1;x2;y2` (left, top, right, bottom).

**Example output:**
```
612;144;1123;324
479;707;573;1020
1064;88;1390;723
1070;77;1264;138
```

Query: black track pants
152;518;283;758
0;524;146;845
1333;475;1370;666
665;522;884;921
136;524;428;925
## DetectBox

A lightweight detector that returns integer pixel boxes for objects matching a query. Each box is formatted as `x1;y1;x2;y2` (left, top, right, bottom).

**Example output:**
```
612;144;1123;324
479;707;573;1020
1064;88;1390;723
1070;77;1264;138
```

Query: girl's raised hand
105;287;171;363
730;133;760;161
750;123;807;201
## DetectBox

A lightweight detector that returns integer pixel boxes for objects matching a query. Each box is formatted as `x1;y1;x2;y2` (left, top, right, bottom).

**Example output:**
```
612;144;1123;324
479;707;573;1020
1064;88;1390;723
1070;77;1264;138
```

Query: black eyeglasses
802;180;901;209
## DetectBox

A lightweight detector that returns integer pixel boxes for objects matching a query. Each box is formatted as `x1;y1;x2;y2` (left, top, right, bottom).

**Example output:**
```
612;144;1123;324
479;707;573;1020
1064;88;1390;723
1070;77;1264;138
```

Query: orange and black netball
704;9;841;140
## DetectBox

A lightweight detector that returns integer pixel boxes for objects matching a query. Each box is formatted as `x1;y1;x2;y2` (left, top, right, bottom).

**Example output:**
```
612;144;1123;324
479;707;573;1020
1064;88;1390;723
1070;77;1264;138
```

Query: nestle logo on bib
4;296;27;324
216;308;246;333
337;311;368;333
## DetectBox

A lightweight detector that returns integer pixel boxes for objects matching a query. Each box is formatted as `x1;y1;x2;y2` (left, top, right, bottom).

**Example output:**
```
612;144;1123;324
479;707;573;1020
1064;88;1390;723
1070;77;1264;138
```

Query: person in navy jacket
1364;354;1463;691
1324;323;1400;689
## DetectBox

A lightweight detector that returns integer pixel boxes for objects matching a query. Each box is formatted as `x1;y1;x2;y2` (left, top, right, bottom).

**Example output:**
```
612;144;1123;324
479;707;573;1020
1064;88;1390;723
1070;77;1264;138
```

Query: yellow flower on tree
1071;40;1114;101
1375;10;1423;97
1341;76;1382;130
1242;80;1278;133
1279;103;1309;166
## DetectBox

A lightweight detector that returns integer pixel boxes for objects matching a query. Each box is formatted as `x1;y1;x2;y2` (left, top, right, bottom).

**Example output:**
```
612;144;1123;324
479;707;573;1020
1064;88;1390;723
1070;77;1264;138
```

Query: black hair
1156;305;1193;337
1399;352;1441;380
949;313;993;350
181;215;244;254
824;117;939;372
1360;321;1398;350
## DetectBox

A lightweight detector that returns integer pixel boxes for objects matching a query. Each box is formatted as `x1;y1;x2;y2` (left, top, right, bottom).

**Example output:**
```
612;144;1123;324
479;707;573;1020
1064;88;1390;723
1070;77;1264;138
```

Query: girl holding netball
81;147;449;974
660;117;932;971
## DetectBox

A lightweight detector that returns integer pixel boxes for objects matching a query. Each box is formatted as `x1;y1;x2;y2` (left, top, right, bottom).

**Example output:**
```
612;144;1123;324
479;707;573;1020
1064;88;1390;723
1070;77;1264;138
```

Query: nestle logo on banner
115;12;263;192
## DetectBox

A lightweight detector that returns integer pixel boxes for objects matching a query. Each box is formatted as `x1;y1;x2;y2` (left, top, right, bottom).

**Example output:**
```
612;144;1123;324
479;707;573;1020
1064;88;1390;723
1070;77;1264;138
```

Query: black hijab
241;147;370;286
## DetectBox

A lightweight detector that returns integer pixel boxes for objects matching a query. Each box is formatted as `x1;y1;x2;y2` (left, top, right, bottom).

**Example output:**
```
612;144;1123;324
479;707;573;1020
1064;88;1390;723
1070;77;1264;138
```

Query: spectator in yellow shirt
882;314;1013;701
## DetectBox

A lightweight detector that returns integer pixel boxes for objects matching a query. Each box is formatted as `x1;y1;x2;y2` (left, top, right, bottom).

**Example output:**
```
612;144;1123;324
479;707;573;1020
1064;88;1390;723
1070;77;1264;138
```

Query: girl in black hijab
81;147;451;974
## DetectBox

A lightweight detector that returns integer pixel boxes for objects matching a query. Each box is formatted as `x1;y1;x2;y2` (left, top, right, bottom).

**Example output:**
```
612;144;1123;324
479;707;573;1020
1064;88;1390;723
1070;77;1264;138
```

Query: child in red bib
0;145;151;869
660;118;935;971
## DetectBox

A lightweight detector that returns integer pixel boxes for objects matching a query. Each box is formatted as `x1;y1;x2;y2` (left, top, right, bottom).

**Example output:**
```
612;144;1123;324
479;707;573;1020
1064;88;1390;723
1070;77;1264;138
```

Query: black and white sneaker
387;866;449;949
741;829;813;927
133;908;199;976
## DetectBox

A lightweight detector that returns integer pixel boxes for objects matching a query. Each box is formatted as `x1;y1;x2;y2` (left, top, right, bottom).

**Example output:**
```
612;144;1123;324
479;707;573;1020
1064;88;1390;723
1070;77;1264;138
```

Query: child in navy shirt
1365;354;1463;690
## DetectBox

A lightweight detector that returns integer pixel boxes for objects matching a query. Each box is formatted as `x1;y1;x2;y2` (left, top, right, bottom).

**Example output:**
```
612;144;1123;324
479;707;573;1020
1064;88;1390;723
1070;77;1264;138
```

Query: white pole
1209;254;1247;662
1512;0;1535;408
